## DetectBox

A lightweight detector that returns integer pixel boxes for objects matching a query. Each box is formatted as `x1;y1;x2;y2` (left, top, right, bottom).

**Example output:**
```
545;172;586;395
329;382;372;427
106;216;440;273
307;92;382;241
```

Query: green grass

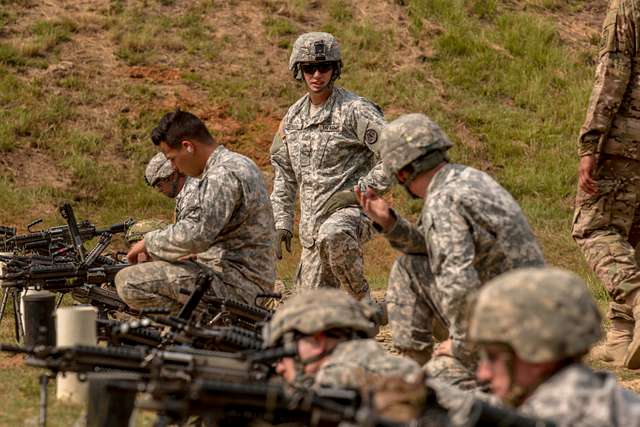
0;0;636;420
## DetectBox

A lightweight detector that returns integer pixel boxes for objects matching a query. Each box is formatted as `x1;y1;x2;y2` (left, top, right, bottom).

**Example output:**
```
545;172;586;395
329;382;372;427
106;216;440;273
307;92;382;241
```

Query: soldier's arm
351;101;393;193
144;173;241;260
382;210;428;254
426;203;481;356
270;120;297;233
578;2;634;156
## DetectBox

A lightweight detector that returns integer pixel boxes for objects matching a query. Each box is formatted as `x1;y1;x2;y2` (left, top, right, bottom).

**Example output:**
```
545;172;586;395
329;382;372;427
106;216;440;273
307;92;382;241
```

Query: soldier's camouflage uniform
314;338;422;390
571;0;640;332
174;176;199;221
384;163;544;364
469;268;640;426
270;86;390;298
519;364;640;427
116;145;276;312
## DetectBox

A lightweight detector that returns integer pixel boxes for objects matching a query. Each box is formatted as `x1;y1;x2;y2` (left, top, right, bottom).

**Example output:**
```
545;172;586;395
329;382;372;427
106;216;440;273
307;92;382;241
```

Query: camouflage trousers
572;156;640;320
386;255;477;375
115;260;259;314
294;207;373;300
386;254;437;354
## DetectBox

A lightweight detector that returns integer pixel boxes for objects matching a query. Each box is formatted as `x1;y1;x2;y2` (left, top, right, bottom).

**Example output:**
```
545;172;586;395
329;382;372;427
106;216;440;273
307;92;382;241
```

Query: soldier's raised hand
354;185;396;232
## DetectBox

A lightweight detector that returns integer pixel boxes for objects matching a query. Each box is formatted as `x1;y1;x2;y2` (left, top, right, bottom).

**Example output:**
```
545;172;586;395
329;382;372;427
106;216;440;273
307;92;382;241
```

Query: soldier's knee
114;268;144;302
317;228;355;252
390;254;414;276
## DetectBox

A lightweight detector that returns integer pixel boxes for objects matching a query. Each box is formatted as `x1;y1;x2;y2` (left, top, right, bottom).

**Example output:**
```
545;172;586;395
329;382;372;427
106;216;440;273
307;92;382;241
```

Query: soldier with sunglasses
270;32;391;304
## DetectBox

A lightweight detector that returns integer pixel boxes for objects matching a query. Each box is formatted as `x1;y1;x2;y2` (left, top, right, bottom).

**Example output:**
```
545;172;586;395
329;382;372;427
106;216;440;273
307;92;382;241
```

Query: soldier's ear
182;140;194;154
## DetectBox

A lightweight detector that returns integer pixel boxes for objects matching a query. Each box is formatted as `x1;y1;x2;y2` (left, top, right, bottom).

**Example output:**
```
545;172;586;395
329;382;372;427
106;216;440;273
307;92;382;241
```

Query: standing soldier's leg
294;245;335;292
314;207;372;300
572;157;640;367
386;254;438;366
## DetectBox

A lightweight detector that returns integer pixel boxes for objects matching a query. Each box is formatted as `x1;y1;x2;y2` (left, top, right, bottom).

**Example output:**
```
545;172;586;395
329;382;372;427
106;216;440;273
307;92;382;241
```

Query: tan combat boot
624;290;640;369
593;318;633;365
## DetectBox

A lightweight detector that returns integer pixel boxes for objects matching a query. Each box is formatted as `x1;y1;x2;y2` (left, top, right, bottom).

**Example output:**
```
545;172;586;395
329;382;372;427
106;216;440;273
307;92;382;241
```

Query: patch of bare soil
1;151;72;191
127;66;182;83
0;354;25;369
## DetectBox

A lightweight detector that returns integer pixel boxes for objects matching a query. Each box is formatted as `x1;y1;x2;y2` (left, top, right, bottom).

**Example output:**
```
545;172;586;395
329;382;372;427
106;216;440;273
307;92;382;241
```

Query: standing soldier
270;32;390;300
572;0;640;369
356;114;544;374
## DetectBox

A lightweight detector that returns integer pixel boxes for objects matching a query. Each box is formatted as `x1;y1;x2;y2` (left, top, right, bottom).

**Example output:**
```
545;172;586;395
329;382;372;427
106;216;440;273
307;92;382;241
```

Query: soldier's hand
578;155;598;195
275;229;293;260
354;185;396;232
127;239;150;265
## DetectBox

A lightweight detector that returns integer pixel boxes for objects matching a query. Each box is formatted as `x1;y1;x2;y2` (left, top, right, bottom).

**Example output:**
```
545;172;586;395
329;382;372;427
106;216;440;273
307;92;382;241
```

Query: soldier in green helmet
264;288;420;391
470;267;640;426
270;32;391;303
355;113;544;385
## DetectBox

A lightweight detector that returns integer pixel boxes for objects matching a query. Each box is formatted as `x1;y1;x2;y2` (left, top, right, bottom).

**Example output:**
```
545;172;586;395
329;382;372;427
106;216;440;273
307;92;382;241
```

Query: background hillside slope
2;0;639;424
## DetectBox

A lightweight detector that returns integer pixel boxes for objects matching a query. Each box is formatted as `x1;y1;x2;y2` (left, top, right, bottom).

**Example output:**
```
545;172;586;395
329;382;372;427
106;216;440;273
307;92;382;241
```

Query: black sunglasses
300;62;334;75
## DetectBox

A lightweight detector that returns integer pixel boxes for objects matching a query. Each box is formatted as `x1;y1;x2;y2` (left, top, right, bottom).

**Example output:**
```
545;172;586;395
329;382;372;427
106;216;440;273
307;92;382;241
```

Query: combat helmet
125;219;168;244
144;153;174;187
289;32;342;81
380;114;453;184
263;288;376;348
469;267;603;363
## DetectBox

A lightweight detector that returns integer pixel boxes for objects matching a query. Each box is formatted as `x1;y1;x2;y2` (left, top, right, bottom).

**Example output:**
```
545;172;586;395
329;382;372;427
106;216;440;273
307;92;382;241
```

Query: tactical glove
275;229;293;260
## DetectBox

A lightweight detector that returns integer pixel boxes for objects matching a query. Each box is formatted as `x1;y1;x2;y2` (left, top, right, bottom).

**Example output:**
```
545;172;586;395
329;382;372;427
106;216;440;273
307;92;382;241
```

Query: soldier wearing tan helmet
264;288;420;391
144;152;201;222
470;267;640;426
270;32;391;304
355;113;544;383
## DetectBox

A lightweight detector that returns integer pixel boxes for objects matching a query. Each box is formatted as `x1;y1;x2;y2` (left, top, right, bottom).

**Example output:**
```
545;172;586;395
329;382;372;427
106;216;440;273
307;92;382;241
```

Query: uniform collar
201;145;226;179
300;86;341;127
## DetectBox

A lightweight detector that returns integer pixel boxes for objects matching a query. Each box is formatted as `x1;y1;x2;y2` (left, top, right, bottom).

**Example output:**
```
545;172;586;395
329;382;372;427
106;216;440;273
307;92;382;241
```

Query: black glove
275;229;293;260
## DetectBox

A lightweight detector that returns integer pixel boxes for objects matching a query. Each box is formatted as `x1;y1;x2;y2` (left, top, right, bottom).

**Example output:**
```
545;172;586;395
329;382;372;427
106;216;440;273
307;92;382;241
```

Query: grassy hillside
0;0;608;289
2;0;638;424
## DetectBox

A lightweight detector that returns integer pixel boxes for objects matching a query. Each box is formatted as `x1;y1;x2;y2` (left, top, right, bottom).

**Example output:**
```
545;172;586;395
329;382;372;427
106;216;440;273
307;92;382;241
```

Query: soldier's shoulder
283;94;309;120
213;147;261;180
336;87;383;115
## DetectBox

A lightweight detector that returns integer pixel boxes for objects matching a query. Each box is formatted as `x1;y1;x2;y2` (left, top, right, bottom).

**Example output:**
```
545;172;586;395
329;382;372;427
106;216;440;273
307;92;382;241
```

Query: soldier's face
476;346;514;402
301;62;334;94
159;141;200;177
154;172;185;199
477;345;550;406
275;357;297;384
274;334;329;385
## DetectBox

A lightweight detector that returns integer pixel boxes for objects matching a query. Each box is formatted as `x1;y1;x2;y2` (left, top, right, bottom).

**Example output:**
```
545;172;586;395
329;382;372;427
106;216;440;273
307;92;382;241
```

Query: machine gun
1;206;132;255
72;284;139;318
202;294;273;331
132;377;383;427
97;317;263;351
0;262;128;291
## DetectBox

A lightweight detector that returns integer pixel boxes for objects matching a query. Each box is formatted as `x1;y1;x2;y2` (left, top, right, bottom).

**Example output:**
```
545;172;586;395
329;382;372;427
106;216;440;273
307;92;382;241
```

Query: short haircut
151;109;214;148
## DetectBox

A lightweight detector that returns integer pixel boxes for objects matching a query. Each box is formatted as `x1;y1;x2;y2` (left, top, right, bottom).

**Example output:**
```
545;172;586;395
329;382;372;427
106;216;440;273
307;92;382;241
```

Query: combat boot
624;290;640;369
592;318;633;365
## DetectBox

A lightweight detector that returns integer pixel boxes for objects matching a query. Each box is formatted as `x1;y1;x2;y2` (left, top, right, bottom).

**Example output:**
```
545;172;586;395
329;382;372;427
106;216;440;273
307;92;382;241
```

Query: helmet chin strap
169;174;181;198
285;332;340;386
